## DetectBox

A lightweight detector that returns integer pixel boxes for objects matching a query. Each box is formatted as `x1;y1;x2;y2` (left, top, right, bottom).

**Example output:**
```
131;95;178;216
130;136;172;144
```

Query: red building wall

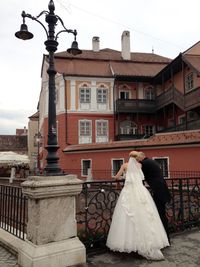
58;146;200;180
65;113;115;144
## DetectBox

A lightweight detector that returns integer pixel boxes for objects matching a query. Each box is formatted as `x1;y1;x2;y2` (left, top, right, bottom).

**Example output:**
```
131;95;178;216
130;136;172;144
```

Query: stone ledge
18;237;86;267
21;174;83;199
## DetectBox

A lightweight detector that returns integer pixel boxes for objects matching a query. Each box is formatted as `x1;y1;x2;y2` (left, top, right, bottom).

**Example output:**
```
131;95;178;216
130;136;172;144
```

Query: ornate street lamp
15;0;82;176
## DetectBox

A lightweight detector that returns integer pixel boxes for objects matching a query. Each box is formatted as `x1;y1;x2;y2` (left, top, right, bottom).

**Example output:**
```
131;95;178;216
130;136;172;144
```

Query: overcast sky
1;0;200;135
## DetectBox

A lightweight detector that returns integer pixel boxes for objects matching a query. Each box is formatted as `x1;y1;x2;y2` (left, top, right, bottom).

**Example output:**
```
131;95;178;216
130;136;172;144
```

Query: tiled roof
54;49;171;78
56;49;171;63
63;130;200;152
183;54;200;74
110;62;167;77
55;58;113;77
29;111;39;119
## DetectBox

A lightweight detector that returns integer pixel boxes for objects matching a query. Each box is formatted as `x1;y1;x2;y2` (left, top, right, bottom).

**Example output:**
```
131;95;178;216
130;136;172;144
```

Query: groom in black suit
132;151;171;243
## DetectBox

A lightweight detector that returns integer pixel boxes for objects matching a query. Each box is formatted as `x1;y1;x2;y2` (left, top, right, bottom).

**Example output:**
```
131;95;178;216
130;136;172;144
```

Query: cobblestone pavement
0;245;19;267
0;228;199;267
85;228;200;267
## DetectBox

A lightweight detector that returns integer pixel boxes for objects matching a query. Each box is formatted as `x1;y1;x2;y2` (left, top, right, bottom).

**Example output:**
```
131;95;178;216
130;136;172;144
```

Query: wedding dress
106;157;169;260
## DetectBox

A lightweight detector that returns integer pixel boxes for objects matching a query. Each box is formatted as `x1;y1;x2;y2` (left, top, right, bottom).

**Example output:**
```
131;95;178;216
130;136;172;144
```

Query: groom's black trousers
153;195;170;242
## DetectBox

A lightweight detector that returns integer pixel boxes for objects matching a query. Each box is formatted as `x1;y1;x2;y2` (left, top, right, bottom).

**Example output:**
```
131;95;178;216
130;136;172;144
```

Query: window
144;87;155;100
120;91;129;99
97;88;107;103
154;157;169;178
185;73;193;92
119;120;138;135
79;120;92;144
96;120;108;142
142;125;155;136
82;159;91;176
80;87;91;103
112;159;124;177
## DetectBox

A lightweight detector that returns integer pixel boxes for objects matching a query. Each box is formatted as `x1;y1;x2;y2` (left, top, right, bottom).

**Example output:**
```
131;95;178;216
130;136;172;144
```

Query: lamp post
15;0;82;176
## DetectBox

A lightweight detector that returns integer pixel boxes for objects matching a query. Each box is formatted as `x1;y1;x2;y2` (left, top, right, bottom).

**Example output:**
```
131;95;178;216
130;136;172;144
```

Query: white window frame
97;88;108;104
142;125;155;136
79;86;91;110
79;120;92;144
80;87;91;103
96;120;108;143
119;120;138;135
119;90;130;99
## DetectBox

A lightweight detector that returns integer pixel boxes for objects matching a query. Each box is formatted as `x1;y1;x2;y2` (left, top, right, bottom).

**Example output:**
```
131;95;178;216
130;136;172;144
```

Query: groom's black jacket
141;157;171;203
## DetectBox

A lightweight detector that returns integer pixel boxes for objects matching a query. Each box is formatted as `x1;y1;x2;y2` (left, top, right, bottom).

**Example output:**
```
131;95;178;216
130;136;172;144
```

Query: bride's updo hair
129;151;145;161
129;151;139;158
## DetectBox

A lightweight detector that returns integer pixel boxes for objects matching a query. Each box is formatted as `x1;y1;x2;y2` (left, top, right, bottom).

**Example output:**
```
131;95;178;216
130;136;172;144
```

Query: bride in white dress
106;154;169;260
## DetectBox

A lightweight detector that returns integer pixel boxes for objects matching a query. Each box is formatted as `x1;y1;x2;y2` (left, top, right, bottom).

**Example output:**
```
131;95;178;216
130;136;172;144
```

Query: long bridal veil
106;157;169;260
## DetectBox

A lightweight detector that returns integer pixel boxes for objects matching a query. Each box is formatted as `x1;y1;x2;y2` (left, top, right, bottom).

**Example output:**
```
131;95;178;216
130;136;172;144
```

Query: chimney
121;31;131;60
92;36;100;52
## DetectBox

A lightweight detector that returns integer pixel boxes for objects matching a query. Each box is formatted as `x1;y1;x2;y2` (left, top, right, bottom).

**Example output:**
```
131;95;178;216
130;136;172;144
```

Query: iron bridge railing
0;185;27;240
0;177;199;249
76;177;200;249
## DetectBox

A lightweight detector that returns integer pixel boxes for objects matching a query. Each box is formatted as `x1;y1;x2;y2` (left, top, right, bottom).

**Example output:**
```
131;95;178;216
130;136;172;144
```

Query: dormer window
185;73;193;92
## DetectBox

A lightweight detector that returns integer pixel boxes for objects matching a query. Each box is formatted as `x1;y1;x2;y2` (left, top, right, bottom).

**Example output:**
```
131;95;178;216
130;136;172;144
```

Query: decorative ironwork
76;180;124;248
166;178;200;232
76;177;200;249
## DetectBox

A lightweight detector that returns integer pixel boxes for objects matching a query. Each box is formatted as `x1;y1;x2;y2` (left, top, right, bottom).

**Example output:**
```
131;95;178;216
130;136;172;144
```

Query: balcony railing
156;86;184;110
115;99;156;113
116;133;149;141
115;86;200;115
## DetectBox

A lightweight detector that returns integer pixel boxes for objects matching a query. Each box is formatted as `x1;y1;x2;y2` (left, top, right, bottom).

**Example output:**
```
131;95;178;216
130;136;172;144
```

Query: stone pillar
18;175;86;267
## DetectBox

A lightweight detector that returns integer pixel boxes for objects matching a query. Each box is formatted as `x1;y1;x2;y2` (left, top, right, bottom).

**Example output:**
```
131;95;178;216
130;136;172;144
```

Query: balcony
116;99;156;114
156;86;184;110
185;87;200;111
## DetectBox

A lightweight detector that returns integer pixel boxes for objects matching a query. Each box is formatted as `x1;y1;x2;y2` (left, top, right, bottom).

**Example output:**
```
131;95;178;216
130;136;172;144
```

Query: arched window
119;120;138;135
